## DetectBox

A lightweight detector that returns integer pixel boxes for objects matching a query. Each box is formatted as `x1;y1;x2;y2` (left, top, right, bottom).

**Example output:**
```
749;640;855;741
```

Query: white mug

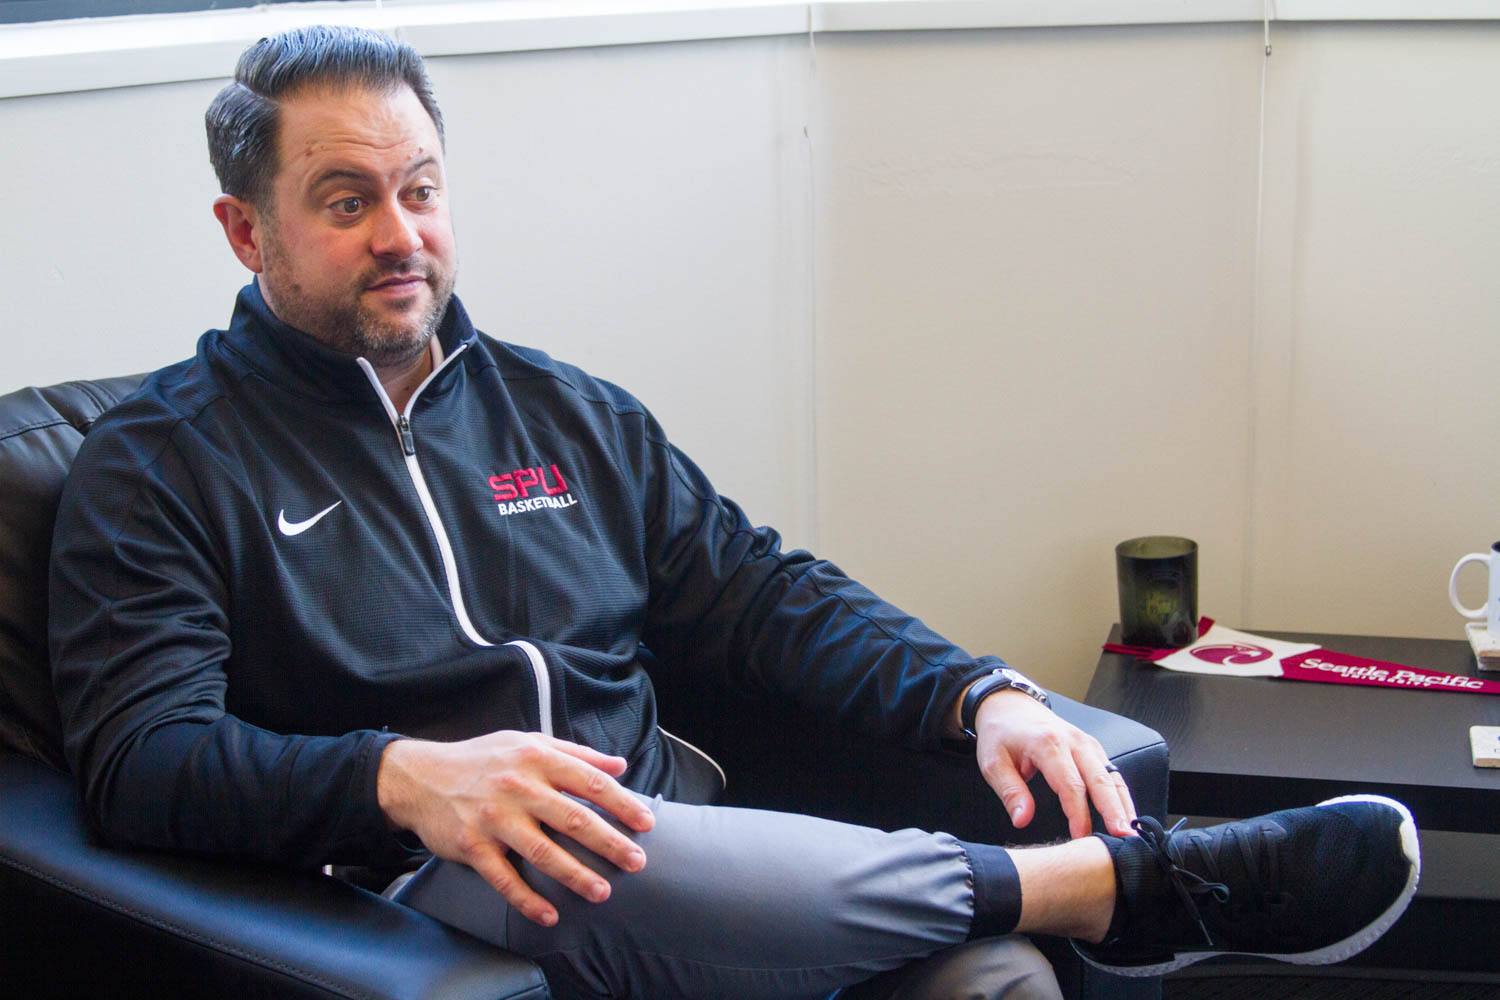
1449;542;1500;636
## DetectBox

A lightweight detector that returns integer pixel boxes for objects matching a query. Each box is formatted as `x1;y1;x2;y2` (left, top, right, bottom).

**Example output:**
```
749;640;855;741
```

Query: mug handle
1449;552;1491;618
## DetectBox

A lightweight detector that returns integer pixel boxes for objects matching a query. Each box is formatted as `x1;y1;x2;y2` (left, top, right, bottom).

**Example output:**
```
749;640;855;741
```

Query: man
49;25;1418;1000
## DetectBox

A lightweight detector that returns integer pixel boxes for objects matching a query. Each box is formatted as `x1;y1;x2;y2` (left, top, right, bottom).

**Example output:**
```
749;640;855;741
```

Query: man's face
254;84;457;368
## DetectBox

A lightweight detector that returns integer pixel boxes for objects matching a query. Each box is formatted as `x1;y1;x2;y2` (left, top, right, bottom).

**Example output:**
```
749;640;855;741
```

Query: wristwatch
960;667;1050;739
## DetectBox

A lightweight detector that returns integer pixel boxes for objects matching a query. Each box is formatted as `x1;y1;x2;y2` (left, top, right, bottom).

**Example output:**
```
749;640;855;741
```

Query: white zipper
357;349;555;737
505;640;554;739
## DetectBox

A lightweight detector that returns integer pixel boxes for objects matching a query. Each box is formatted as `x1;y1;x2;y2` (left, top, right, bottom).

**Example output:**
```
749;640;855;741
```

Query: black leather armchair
0;376;1168;999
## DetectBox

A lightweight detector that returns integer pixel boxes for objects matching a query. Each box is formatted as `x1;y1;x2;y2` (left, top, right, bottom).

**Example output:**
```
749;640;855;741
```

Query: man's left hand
970;690;1137;839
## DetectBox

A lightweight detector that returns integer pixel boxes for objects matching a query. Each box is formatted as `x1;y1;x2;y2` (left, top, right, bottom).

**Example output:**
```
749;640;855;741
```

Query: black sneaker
1075;794;1420;977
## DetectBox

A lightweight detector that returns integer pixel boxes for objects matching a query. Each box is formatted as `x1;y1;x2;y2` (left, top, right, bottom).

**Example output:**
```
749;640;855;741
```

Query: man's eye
332;197;362;215
409;186;434;203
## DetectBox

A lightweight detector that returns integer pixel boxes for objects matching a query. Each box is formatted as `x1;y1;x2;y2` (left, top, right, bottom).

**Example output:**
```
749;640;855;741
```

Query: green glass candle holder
1116;536;1198;648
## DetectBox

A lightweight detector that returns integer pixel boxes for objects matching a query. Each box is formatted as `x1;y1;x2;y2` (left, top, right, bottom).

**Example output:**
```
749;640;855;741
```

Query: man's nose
371;204;423;259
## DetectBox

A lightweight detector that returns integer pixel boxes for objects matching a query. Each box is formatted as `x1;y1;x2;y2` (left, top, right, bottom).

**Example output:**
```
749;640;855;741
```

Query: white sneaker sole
1080;794;1422;978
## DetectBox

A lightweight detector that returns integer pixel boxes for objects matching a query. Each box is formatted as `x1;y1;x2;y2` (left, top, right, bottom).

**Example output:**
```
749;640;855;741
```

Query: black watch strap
960;667;1050;738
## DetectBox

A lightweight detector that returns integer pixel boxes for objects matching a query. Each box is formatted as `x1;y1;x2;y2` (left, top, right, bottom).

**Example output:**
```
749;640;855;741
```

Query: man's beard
325;263;456;369
260;248;457;369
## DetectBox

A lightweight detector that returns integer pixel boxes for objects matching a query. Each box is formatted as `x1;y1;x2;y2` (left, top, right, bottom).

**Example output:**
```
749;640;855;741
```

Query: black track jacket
49;283;1005;869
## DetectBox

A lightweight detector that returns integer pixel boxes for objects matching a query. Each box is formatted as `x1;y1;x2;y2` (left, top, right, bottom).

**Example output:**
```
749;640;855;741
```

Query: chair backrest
0;376;146;768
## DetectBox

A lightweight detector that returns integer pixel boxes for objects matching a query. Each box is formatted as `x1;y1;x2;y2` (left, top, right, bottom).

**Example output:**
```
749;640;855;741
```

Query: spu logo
485;463;579;518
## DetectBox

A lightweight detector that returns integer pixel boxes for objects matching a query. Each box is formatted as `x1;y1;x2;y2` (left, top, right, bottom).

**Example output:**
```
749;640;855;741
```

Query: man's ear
213;194;266;273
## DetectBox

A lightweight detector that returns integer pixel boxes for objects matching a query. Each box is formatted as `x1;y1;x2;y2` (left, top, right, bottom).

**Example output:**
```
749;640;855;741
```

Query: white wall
1249;21;1500;642
3;19;1497;697
6;77;242;384
812;23;1264;694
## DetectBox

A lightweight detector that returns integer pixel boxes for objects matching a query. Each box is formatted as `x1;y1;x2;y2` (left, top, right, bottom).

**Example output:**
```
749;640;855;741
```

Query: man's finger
504;815;625;908
530;785;649;879
1069;732;1138;838
544;735;630;778
978;749;1035;828
463;840;560;927
1038;749;1098;845
1093;762;1138;837
540;734;657;839
546;753;656;839
1021;734;1092;839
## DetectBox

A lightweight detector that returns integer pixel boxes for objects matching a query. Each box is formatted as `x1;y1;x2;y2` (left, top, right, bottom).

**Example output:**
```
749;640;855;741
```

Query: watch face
963;668;1049;736
1000;669;1047;705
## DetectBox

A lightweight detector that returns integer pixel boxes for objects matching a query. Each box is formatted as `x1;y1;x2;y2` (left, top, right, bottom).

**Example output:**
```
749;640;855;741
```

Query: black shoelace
1131;816;1234;947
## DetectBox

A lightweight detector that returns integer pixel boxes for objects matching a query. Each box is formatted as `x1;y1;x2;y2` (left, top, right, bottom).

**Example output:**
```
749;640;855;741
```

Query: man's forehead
274;83;439;174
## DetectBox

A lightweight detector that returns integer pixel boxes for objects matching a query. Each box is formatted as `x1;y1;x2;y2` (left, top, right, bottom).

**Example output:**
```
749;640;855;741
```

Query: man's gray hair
205;24;445;208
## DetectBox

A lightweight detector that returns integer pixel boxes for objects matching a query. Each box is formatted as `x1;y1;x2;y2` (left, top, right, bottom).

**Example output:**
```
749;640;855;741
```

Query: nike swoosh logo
277;501;343;537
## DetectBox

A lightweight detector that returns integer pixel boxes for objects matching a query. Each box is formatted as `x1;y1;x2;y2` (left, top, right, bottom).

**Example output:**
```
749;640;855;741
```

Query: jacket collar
222;280;478;404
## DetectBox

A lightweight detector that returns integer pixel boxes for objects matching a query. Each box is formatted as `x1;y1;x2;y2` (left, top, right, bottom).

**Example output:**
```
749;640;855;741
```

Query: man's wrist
959;668;1050;739
376;737;423;831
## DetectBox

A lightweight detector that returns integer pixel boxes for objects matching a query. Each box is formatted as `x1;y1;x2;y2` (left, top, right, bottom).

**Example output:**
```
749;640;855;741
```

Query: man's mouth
367;273;428;293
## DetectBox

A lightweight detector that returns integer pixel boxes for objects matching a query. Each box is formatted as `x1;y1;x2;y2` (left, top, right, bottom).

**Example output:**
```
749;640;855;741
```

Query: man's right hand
376;731;655;927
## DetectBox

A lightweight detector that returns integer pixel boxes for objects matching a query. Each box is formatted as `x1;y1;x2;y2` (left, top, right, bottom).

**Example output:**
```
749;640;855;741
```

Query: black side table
1085;626;1500;980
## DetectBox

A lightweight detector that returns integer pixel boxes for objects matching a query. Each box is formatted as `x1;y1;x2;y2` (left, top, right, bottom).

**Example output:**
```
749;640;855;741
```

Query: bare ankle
1012;836;1115;941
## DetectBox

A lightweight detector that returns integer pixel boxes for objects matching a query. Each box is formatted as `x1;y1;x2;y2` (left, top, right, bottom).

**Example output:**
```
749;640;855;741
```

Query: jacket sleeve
48;416;416;869
634;421;1008;751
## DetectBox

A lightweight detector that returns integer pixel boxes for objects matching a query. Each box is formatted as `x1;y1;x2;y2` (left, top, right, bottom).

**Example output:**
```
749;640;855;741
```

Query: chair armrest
650;671;1168;841
0;751;549;999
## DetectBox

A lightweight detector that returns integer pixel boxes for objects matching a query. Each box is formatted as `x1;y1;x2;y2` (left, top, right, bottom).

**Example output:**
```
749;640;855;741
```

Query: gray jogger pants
392;795;1062;1000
